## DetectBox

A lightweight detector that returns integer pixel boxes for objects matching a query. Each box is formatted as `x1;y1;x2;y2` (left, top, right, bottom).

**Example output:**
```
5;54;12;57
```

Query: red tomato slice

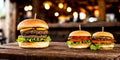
70;39;82;42
70;39;89;42
70;36;90;42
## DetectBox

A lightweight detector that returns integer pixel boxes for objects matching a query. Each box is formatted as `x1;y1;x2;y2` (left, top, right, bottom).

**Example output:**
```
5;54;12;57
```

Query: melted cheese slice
20;28;33;32
36;28;47;30
20;28;46;32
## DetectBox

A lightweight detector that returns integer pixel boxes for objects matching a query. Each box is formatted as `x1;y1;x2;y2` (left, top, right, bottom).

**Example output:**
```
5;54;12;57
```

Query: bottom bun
68;43;91;48
100;44;114;50
100;47;113;50
18;42;49;48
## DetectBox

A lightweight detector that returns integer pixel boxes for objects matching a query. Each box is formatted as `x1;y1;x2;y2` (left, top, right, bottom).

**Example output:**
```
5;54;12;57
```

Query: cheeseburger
67;30;91;48
90;31;115;50
16;19;51;48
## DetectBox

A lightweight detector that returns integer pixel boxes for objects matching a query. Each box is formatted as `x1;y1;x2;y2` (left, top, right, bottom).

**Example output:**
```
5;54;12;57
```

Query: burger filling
21;30;48;36
17;27;51;42
17;36;51;42
90;36;115;50
67;36;91;46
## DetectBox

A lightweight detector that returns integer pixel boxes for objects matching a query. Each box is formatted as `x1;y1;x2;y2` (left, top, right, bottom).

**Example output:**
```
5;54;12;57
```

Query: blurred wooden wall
4;0;16;43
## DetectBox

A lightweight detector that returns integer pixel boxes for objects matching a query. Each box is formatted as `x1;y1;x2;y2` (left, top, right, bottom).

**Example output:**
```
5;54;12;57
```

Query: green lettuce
16;36;51;42
67;40;91;46
90;44;114;50
90;44;101;50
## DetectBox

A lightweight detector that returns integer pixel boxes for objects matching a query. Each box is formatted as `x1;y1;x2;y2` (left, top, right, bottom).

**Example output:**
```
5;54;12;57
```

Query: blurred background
0;0;120;44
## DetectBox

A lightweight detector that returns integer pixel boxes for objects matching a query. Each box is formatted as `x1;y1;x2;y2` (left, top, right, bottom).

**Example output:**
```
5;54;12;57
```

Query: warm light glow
73;12;78;17
54;12;59;17
58;15;70;24
24;5;33;11
67;7;72;12
44;4;50;10
26;11;32;17
73;12;78;22
80;8;86;13
106;13;115;22
94;10;99;17
94;6;99;10
79;12;86;20
119;9;120;13
86;6;93;11
88;17;97;22
24;6;28;11
28;5;32;10
58;3;64;9
106;4;112;8
43;1;52;10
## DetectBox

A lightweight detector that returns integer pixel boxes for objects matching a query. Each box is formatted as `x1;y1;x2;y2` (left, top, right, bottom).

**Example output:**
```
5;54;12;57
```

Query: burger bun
69;30;91;37
68;43;91;48
100;44;114;50
92;31;114;50
92;31;114;39
18;42;49;48
17;19;48;30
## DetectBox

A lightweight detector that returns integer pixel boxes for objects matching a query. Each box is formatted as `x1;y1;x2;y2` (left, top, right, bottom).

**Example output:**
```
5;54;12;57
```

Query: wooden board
0;42;120;60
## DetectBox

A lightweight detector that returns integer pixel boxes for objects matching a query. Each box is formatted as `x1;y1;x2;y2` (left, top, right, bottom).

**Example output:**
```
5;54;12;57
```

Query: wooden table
0;42;120;60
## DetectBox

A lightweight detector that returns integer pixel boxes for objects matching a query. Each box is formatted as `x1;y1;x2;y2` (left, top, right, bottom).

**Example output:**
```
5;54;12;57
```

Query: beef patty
21;30;48;36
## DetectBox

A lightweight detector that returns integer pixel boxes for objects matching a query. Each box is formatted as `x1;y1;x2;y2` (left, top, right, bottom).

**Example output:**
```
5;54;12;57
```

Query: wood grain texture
0;42;120;60
98;0;106;21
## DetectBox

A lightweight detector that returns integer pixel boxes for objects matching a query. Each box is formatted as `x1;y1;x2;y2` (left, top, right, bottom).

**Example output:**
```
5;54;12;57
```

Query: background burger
90;31;115;50
67;30;91;48
16;19;51;48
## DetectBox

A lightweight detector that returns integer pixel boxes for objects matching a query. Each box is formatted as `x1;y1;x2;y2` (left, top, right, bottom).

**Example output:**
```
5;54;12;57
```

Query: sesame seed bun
17;19;48;30
92;31;114;39
69;30;91;37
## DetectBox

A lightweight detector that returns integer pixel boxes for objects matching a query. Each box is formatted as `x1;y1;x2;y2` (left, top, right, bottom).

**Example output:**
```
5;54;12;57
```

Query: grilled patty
20;30;48;35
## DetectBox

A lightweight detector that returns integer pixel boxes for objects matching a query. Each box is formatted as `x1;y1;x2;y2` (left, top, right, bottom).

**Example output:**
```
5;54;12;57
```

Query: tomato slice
70;36;90;42
92;40;114;44
70;39;82;42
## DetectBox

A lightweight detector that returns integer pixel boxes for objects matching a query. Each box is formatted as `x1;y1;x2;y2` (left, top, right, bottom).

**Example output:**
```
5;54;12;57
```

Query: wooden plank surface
0;42;120;60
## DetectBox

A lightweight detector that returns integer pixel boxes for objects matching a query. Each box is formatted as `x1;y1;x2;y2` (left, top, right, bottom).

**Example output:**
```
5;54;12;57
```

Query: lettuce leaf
90;44;97;50
16;37;26;42
67;41;75;45
16;36;51;42
90;44;101;50
67;40;91;46
90;44;114;50
45;36;51;42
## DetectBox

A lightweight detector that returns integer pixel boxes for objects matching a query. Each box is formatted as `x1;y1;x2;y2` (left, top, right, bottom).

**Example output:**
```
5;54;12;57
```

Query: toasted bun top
69;30;91;36
17;19;48;30
92;31;114;39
